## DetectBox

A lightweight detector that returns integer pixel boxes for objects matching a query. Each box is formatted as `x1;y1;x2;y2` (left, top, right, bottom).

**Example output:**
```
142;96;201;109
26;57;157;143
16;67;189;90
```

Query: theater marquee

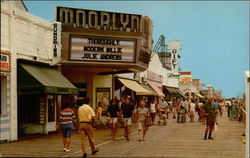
56;6;152;71
70;36;135;62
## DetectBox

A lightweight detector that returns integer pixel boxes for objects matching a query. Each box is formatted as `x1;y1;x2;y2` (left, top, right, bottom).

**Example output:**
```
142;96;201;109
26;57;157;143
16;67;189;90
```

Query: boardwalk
0;112;246;158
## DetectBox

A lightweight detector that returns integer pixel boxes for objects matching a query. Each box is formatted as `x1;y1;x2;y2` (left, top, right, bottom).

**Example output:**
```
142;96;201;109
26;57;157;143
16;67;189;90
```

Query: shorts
123;117;132;126
206;117;215;127
138;121;148;130
110;117;118;124
61;123;73;138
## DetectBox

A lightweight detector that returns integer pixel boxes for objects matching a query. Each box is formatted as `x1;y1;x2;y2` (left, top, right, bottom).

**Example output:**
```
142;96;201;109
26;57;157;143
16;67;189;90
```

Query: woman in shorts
60;102;76;152
136;100;150;141
107;99;120;140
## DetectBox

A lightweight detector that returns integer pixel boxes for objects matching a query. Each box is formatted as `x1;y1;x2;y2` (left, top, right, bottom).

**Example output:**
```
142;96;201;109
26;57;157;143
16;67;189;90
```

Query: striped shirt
60;108;76;124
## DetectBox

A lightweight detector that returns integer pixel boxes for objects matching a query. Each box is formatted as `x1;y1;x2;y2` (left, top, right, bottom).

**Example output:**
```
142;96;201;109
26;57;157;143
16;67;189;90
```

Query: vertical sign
167;40;181;72
53;22;62;58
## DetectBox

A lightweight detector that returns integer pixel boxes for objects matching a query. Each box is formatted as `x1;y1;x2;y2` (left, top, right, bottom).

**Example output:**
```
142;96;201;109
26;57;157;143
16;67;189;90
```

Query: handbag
145;116;152;126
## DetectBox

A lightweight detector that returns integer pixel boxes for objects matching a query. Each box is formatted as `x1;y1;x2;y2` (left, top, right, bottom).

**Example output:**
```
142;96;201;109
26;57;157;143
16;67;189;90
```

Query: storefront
115;77;152;99
163;86;186;100
56;7;153;109
0;52;11;141
114;77;164;106
17;61;78;135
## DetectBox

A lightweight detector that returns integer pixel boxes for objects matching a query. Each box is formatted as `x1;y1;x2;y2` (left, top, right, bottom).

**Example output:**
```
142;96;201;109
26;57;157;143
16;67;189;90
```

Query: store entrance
47;95;57;132
18;95;41;137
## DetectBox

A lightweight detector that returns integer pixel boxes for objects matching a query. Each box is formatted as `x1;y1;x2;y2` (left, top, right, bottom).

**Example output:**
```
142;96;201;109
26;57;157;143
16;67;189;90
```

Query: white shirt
226;100;232;107
150;103;156;113
180;101;188;109
189;103;196;112
137;107;149;121
160;101;168;109
198;102;203;108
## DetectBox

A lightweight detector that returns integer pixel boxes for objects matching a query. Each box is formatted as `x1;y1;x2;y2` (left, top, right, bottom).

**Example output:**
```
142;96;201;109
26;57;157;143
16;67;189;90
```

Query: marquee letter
131;15;140;32
59;8;74;25
76;10;86;28
101;12;110;30
120;14;129;31
88;11;98;29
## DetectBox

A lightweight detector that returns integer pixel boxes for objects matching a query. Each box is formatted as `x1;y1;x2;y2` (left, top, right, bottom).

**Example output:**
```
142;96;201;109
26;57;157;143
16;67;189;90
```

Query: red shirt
60;108;76;124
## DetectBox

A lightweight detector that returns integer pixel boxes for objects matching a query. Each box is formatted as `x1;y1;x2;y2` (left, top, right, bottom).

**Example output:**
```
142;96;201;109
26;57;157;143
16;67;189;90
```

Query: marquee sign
70;36;135;62
57;6;153;71
56;7;141;32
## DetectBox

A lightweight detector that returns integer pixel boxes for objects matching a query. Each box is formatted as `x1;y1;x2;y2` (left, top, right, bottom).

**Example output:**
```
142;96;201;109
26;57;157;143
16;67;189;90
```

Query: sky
24;1;249;98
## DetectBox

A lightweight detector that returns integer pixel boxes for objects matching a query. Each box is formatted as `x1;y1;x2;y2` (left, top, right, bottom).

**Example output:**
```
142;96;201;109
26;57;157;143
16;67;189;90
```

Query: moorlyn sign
56;7;141;32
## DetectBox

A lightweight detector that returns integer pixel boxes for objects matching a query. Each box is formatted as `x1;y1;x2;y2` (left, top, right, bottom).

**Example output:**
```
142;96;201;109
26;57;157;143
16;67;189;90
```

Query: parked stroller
158;109;167;125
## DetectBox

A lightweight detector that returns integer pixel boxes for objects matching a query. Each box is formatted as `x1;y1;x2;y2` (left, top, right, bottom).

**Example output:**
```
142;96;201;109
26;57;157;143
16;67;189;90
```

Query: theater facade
56;7;153;108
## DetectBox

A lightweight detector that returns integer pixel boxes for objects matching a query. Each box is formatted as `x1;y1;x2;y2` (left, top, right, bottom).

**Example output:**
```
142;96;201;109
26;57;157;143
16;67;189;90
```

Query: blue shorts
61;123;73;138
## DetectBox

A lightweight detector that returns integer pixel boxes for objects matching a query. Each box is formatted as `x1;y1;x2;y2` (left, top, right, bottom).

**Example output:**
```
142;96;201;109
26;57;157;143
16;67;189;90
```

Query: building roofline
21;0;28;11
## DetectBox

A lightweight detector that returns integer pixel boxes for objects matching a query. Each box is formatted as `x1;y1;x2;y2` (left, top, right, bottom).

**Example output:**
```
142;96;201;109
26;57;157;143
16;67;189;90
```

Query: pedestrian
177;98;183;123
135;100;150;141
197;100;204;122
179;98;188;123
203;98;216;140
78;97;99;158
166;99;171;119
149;98;157;125
59;101;76;152
189;99;196;122
213;98;221;125
95;101;106;127
226;99;232;117
107;99;120;140
158;98;168;125
199;102;206;124
120;96;135;141
172;97;177;119
218;99;224;116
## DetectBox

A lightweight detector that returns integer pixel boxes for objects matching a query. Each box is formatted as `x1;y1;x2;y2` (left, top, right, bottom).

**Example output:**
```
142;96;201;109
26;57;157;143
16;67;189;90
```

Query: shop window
0;76;7;115
48;95;56;122
18;95;40;123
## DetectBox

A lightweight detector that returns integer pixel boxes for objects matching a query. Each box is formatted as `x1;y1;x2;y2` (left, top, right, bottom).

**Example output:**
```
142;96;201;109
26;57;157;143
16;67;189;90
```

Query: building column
87;73;94;107
9;4;18;141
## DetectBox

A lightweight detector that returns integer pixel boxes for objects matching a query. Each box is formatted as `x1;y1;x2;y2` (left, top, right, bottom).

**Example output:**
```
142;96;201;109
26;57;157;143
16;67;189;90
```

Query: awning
164;86;186;98
118;78;152;95
140;83;158;96
165;87;177;93
176;89;186;98
193;92;205;98
18;63;79;95
147;81;165;97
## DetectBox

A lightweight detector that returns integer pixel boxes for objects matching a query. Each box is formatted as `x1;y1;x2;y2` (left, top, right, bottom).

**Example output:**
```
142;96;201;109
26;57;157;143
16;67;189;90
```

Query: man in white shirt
179;98;188;123
226;99;232;117
78;97;99;158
